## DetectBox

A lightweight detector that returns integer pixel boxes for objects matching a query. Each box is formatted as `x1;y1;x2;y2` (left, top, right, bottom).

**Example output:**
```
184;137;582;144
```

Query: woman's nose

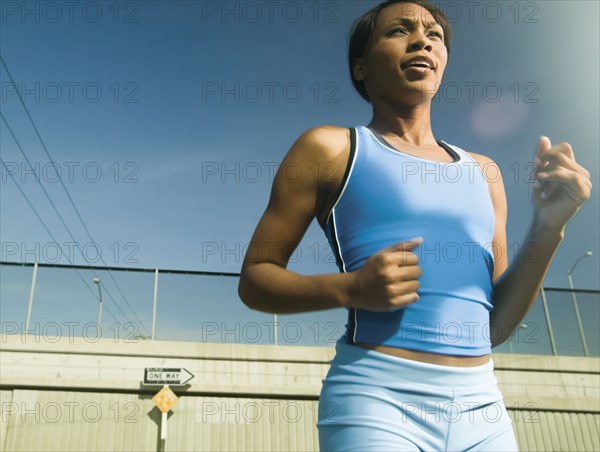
408;31;433;52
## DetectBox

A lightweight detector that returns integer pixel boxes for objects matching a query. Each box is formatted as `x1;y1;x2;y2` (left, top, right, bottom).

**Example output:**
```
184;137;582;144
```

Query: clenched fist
345;238;423;312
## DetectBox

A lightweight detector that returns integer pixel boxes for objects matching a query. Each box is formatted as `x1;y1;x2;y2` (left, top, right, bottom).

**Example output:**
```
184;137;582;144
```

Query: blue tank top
323;126;496;356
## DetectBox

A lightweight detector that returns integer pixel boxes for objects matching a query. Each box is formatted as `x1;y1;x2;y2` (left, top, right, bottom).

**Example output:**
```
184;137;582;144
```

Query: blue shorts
317;340;518;452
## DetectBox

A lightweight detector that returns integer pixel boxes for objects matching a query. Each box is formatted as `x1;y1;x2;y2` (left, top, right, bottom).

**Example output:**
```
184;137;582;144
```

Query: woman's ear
353;59;366;81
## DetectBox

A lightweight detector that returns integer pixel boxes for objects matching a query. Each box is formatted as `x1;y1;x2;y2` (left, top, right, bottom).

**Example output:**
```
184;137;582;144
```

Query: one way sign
144;368;195;386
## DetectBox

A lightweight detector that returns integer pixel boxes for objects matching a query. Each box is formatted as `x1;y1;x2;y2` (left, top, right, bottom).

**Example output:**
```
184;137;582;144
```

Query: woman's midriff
356;342;491;367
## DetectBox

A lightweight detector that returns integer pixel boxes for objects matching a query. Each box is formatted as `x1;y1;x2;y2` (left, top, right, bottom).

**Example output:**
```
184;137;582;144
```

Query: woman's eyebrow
383;17;442;29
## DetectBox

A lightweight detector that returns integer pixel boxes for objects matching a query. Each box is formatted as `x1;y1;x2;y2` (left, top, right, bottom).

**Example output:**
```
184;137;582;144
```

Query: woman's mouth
401;56;435;74
404;65;434;74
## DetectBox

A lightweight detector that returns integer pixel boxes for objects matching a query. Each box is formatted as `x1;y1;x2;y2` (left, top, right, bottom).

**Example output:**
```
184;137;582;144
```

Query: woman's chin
391;85;438;106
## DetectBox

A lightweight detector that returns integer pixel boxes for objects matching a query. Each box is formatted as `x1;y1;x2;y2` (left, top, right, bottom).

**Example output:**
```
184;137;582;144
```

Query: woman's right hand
345;238;423;312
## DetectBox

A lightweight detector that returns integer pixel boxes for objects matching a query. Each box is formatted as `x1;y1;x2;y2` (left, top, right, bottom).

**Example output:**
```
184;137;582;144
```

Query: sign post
145;368;194;442
152;385;178;440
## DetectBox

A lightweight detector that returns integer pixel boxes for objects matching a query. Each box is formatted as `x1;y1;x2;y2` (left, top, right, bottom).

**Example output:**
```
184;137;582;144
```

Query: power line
1;112;132;323
0;54;150;336
1;158;124;326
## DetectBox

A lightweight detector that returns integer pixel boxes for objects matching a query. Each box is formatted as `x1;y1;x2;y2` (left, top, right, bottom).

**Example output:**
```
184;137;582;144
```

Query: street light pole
567;251;593;357
93;278;103;331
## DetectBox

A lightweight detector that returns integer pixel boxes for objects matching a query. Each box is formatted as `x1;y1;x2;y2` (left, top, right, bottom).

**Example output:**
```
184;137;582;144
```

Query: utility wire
0;55;150;336
1;113;131;324
1;158;123;326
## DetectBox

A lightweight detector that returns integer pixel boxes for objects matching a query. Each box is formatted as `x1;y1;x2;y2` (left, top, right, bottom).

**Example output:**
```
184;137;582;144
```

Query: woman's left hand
531;136;592;231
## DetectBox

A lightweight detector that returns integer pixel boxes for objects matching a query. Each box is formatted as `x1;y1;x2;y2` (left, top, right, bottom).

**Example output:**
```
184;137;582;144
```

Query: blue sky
1;1;599;351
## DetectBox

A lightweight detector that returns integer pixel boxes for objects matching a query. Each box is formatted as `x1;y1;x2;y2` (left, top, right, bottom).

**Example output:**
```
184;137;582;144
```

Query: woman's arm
238;126;423;314
238;126;352;314
490;217;564;347
473;137;592;347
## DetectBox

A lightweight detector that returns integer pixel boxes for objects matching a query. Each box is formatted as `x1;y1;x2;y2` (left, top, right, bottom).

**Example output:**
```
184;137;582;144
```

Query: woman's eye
390;28;407;35
429;31;444;39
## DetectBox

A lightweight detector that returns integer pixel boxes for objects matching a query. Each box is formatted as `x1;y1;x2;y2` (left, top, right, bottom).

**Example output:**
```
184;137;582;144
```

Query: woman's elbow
238;271;268;312
238;273;256;309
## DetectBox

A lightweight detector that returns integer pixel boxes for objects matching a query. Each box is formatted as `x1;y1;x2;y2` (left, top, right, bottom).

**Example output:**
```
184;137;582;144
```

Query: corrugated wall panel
2;390;158;452
509;411;600;452
0;390;14;452
165;396;319;452
2;391;599;451
584;412;600;450
497;369;599;411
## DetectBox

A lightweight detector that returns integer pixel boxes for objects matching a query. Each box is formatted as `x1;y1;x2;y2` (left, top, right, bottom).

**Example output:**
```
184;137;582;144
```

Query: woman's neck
368;100;437;147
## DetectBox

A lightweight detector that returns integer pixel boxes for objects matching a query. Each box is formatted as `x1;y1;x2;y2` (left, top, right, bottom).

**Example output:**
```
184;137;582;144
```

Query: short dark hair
348;0;453;102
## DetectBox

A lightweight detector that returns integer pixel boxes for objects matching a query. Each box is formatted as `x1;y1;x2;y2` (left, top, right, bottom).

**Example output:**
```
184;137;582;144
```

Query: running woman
238;1;592;450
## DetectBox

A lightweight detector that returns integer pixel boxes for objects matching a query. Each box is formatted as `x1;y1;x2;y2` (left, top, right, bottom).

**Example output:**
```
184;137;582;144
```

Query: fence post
152;269;159;340
568;274;589;356
540;287;557;355
25;262;38;335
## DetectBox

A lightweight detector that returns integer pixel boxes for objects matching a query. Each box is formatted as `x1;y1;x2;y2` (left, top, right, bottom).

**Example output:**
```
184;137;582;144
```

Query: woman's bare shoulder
290;125;352;161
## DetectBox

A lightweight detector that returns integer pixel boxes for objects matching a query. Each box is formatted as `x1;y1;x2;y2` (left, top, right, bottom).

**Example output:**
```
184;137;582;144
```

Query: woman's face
356;3;448;106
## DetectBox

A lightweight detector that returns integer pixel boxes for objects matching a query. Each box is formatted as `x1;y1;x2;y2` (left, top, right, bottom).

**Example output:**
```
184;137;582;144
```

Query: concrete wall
1;335;598;451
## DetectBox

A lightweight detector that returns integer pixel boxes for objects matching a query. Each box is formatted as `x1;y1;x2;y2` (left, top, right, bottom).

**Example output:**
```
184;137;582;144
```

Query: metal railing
1;261;598;356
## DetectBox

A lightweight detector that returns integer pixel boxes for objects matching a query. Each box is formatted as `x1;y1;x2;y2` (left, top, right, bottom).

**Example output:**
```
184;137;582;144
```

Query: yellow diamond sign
152;385;178;413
